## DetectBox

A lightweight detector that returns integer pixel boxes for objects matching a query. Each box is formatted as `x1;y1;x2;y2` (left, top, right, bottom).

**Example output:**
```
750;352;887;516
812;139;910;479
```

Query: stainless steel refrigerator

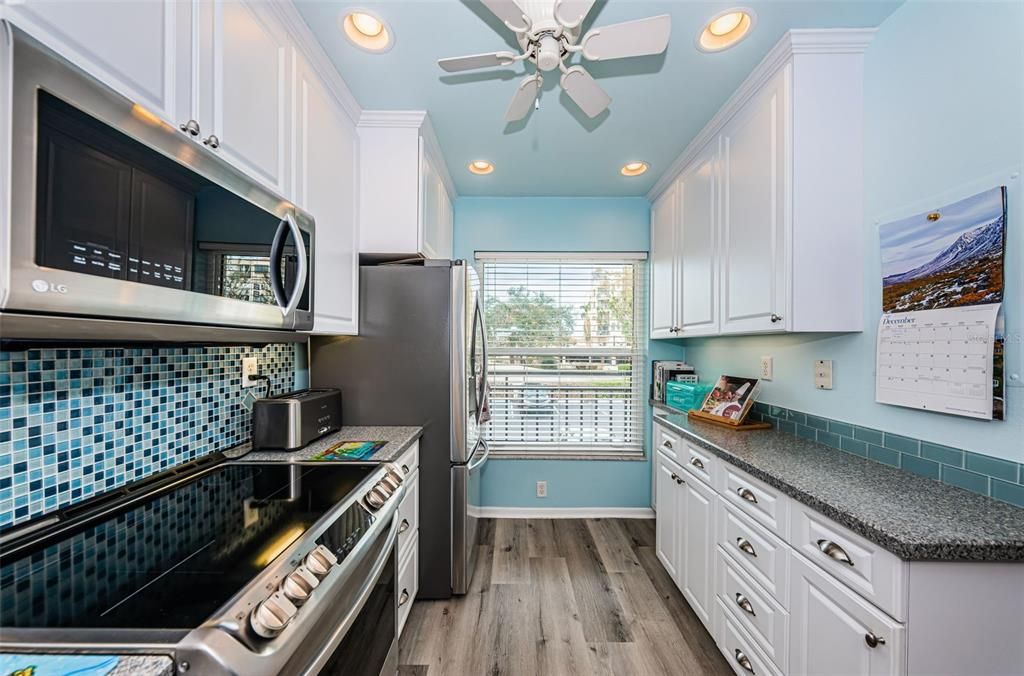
310;260;490;598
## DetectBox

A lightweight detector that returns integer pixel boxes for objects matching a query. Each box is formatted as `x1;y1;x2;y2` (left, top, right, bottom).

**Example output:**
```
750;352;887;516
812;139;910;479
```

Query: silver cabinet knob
737;487;758;504
734;649;755;673
202;134;220;149
250;592;297;638
865;632;886;648
735;593;756;616
736;537;757;558
816;539;854;566
179;119;200;136
770;313;783;323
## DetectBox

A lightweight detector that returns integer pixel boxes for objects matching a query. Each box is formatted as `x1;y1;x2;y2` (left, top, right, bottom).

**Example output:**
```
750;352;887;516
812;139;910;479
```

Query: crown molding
358;110;429;128
647;28;876;202
264;1;363;125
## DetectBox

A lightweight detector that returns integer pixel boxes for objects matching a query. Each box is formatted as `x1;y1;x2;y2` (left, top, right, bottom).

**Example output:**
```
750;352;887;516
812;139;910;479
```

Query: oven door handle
305;497;402;674
269;212;308;318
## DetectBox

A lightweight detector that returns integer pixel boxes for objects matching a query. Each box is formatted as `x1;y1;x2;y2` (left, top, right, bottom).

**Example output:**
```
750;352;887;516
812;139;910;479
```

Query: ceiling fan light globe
536;35;562;71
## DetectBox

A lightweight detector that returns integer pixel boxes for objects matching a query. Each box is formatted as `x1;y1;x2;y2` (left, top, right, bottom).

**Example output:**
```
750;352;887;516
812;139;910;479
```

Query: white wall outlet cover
760;355;773;380
242;356;259;387
814;359;833;390
536;480;547;498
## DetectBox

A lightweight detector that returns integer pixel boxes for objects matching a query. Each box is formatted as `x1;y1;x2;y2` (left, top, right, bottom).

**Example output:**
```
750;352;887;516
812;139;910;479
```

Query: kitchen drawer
718;499;790;606
653;420;682;464
715;597;783;676
397;471;419;563
395;440;420;478
682;442;717;487
720;464;789;539
790;503;907;621
397;530;419;637
717;546;790;672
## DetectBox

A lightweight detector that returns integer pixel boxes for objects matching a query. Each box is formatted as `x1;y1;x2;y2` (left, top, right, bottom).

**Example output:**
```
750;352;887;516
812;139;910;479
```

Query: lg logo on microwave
31;279;69;294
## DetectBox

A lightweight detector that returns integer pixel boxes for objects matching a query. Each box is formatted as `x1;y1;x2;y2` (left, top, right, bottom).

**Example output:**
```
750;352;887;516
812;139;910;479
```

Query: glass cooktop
0;463;373;631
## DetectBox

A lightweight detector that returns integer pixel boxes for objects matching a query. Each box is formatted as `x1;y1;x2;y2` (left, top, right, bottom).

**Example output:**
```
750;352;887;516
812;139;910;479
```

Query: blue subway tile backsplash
749;402;1024;509
0;344;296;529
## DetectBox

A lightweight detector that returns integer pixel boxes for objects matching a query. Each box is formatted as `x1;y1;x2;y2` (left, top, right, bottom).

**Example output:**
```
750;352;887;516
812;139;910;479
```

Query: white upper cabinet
650;181;679;338
648;30;870;338
358;112;455;260
292;54;358;335
2;0;192;126
196;1;291;196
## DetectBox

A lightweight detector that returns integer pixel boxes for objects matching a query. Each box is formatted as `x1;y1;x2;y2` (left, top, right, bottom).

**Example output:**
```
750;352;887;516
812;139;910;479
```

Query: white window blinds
478;252;647;457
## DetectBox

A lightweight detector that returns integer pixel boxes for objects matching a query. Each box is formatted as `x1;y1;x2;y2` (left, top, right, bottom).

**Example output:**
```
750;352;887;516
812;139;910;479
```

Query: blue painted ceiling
295;1;902;196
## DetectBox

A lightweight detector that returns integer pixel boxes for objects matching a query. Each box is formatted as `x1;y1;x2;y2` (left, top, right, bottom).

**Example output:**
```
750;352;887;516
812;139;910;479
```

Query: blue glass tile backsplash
0;344;297;529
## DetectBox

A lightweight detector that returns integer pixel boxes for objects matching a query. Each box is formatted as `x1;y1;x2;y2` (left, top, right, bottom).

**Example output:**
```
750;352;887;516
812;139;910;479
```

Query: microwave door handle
271;213;309;318
269;217;290;309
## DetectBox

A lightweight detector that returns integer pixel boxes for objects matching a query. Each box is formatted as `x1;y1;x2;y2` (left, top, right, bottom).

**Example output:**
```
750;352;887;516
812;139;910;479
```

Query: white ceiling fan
438;0;670;122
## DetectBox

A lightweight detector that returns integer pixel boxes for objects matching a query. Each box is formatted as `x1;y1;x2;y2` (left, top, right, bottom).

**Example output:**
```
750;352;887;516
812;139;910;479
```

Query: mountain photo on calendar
880;186;1006;313
699;375;760;423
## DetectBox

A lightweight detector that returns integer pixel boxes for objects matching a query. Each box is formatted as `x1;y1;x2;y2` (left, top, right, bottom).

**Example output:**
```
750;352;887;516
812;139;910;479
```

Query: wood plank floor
398;518;732;676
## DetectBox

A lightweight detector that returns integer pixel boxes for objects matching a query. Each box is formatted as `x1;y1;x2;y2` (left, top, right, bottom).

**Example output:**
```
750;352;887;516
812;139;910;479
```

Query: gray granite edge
224;426;423;464
652;412;1024;562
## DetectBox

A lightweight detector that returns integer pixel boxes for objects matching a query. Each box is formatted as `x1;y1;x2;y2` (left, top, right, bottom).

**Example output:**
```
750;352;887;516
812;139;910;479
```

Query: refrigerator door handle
467;439;491;472
473;298;492;424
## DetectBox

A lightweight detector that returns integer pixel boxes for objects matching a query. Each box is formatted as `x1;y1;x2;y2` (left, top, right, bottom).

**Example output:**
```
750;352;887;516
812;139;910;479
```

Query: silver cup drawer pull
399;518;410;533
736;537;757;558
736;486;758;504
864;631;886;648
689;456;705;470
399;589;410;607
734;648;755;673
662;439;674;450
735;593;756;616
816;538;854;566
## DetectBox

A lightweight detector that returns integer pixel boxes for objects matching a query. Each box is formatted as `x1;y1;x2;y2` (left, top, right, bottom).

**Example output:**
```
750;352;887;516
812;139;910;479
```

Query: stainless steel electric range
0;455;407;675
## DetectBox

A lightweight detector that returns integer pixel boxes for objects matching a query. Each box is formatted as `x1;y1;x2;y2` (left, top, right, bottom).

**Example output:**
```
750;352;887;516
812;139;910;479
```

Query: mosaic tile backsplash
0;344;297;529
748;402;1024;508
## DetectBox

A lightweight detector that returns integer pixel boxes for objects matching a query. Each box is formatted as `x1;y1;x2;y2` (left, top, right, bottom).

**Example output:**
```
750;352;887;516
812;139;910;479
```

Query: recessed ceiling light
341;10;393;53
697;8;756;53
468;160;494;175
621;161;649;177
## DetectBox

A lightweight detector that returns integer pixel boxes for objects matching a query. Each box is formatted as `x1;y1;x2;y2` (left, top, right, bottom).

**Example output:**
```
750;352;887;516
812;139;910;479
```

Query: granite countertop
652;407;1024;562
225;426;423;464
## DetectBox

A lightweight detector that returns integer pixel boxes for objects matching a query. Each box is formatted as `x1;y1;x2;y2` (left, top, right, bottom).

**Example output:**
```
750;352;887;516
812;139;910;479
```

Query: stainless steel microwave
0;26;314;340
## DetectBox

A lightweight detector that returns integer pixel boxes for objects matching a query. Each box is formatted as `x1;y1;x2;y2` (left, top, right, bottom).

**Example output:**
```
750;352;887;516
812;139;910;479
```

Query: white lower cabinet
715;597;784;676
395;441;420;637
717;547;790;671
655;453;681;580
789;553;905;676
679;473;716;626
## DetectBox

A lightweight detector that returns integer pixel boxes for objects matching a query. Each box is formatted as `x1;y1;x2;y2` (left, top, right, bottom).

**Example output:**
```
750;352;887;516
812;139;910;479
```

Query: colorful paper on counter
311;441;387;461
0;654;119;676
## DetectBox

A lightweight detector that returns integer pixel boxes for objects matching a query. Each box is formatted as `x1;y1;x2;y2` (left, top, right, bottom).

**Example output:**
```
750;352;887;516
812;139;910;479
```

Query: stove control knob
382;470;403;491
281;564;320;604
250;591;297;638
304;544;338;577
365;488;386;511
375;481;394;498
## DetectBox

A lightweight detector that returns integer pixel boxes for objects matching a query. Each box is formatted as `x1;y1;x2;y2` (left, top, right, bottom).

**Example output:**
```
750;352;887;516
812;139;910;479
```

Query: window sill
489;452;646;462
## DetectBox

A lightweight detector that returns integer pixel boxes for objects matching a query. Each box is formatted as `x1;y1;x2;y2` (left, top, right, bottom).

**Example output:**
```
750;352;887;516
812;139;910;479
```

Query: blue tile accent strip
758;404;1024;509
0;345;296;529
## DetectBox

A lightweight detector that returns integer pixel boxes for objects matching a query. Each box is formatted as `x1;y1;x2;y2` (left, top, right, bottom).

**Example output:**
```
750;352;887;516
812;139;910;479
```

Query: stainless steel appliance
0;456;406;676
652;360;696;402
0;25;315;342
253;389;343;451
310;260;491;598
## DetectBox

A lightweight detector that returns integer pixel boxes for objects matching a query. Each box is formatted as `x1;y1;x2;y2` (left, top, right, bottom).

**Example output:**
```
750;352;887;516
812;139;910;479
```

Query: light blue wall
683;0;1024;465
454;197;684;508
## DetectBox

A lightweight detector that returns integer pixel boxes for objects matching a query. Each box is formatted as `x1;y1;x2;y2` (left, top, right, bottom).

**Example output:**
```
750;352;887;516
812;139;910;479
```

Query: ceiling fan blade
580;14;671;61
505;74;542;122
560;65;610;118
554;0;596;29
481;0;528;32
438;51;518;73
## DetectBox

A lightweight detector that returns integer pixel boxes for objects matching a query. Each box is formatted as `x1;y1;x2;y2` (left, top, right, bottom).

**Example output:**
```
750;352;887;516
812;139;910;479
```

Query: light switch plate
760;356;773;380
814;360;833;390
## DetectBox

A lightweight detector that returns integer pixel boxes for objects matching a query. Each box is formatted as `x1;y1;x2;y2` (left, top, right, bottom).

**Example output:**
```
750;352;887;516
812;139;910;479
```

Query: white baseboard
471;506;655;519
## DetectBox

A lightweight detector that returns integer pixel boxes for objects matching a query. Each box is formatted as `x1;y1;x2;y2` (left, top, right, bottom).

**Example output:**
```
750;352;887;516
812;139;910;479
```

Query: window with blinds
478;252;647;457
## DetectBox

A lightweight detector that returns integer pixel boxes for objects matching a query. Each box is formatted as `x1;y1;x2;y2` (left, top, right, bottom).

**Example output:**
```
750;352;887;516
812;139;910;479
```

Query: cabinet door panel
202;1;289;195
6;0;190;125
680;474;715;627
720;69;788;334
650;183;678;338
790;553;905;676
419;146;443;258
293;57;358;334
655;454;680;581
678;141;718;334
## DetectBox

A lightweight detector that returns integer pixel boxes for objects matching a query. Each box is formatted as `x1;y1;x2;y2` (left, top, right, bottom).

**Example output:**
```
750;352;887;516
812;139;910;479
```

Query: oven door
2;25;314;331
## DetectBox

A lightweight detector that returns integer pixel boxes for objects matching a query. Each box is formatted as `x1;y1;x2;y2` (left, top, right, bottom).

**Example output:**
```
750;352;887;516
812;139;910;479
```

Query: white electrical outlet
241;356;259;387
760;355;774;380
536;481;547;498
814;359;833;390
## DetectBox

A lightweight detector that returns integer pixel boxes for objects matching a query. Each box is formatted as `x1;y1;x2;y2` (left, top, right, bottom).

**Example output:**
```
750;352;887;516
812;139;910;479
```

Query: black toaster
251;388;342;450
